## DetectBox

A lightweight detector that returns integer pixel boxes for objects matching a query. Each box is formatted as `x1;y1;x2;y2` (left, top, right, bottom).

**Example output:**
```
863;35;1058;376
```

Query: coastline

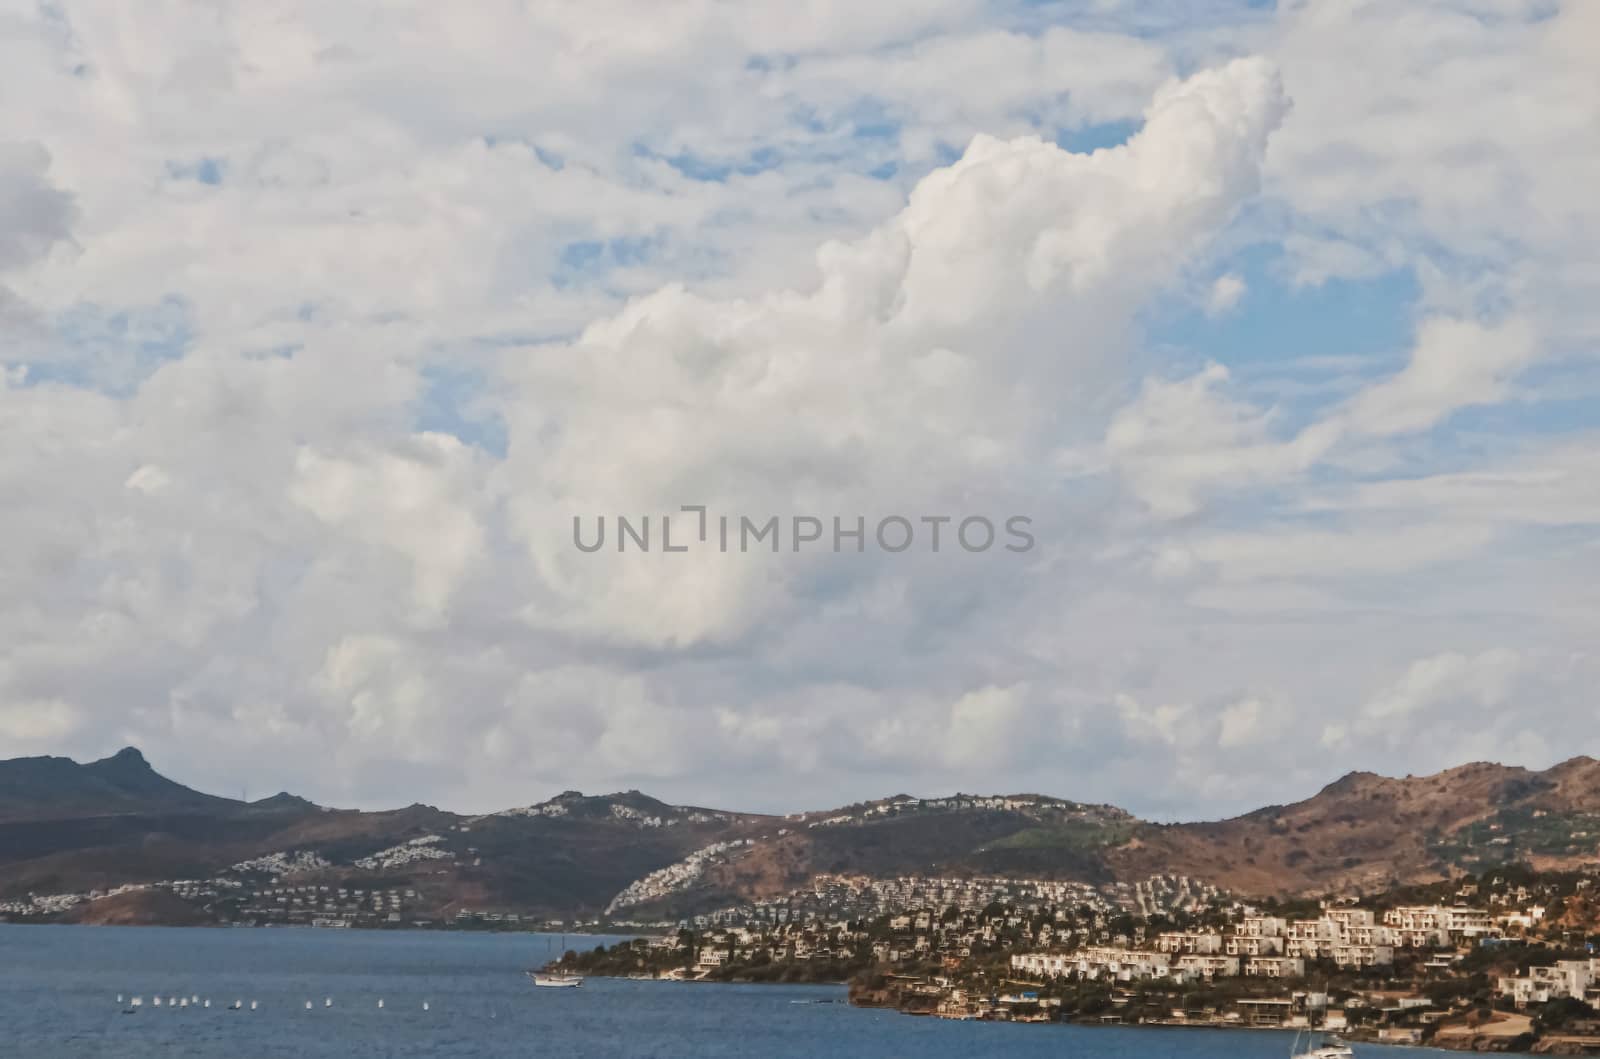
547;971;1494;1053
0;917;645;941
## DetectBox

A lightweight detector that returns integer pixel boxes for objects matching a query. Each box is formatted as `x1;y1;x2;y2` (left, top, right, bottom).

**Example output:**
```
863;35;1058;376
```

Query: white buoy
153;997;162;1007
117;994;123;1003
168;997;177;1007
305;1000;312;1010
324;997;332;1008
204;999;211;1008
423;1001;430;1011
191;994;199;1004
377;999;384;1009
180;998;189;1008
250;1000;258;1011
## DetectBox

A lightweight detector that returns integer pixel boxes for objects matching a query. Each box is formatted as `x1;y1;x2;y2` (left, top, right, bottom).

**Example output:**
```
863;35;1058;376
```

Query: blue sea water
0;925;1461;1058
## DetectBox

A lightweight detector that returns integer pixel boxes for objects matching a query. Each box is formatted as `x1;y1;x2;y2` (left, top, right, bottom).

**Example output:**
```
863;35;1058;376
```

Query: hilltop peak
1550;755;1600;771
249;791;319;812
1316;770;1382;796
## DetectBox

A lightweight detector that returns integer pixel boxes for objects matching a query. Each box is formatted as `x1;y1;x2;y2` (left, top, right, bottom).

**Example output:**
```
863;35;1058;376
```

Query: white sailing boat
526;971;583;988
527;933;583;986
1290;1027;1355;1058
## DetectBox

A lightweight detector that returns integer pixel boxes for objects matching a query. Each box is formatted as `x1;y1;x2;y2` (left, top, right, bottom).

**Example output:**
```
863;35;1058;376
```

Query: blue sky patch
25;295;194;395
166;157;225;185
414;361;508;457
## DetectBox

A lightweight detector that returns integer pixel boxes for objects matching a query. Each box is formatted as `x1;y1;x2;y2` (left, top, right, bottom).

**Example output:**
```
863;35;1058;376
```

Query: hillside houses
675;872;1216;933
1016;905;1409;985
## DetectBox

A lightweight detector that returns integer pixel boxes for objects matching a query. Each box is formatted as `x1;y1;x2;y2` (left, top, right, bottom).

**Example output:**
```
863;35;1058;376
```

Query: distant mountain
0;747;243;821
6;748;1600;925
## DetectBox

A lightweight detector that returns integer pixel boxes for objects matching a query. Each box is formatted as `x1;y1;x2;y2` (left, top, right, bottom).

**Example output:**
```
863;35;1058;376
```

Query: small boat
1290;1029;1355;1059
526;971;583;988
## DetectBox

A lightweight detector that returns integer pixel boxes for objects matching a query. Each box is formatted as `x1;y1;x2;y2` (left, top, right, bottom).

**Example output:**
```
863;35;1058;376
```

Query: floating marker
204;999;211;1008
250;1000;258;1011
324;997;332;1008
153;997;162;1007
191;994;199;1003
117;994;123;1003
305;1000;312;1010
377;999;384;1009
180;998;189;1008
423;1001;430;1011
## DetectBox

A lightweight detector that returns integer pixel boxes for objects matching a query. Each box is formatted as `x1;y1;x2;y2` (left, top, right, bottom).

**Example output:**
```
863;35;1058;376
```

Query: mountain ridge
7;748;1600;924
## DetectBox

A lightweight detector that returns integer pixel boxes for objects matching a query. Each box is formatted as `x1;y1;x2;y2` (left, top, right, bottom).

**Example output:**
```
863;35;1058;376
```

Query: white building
1285;909;1396;967
1176;954;1240;980
1237;915;1287;938
1245;956;1306;978
1498;960;1593;1006
1226;934;1286;957
1383;905;1491;945
1011;948;1172;982
1157;932;1223;955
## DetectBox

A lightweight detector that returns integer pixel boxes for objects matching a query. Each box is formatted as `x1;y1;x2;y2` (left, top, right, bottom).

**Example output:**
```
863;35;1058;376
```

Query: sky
1;0;1597;821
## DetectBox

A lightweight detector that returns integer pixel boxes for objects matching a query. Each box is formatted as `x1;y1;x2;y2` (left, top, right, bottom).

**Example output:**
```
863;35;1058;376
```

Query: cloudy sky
1;0;1596;820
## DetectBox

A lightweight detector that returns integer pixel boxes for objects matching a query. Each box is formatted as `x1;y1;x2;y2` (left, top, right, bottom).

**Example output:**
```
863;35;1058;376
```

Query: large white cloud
501;57;1286;647
0;0;1596;822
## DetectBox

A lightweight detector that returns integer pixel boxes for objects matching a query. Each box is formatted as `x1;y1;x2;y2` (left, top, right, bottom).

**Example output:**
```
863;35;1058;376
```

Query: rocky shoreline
845;979;1600;1055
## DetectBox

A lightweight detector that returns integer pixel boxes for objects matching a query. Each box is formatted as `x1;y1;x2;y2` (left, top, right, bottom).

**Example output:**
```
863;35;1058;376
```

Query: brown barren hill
1109;759;1600;897
65;889;216;926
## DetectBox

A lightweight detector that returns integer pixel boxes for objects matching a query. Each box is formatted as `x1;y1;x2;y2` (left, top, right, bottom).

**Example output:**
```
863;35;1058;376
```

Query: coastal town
554;866;1600;1053
15;754;1600;1054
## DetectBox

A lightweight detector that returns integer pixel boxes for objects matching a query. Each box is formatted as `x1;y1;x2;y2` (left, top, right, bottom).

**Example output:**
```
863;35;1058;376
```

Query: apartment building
1245;955;1306;978
1156;932;1223;955
1226;934;1285;957
1497;960;1594;1006
1176;954;1241;980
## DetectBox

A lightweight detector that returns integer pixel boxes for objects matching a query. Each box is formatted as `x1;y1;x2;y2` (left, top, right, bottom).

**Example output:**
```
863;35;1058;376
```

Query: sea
0;924;1463;1058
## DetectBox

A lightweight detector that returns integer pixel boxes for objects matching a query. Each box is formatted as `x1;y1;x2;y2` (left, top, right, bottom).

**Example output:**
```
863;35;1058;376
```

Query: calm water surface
0;924;1462;1057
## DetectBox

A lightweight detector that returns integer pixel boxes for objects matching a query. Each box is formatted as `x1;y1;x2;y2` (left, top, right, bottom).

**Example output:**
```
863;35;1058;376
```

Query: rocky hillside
1110;758;1600;897
6;748;1600;924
